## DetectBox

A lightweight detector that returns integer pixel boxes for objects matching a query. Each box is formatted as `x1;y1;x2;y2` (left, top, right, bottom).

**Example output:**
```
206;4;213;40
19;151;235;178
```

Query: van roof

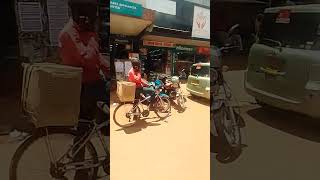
265;4;320;13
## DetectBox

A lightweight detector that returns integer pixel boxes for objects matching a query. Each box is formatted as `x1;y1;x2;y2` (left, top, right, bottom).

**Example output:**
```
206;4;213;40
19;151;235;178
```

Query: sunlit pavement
111;84;210;180
212;70;320;180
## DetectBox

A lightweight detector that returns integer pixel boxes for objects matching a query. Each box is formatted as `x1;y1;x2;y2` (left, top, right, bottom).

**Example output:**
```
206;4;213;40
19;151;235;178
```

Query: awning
110;13;152;36
142;35;210;47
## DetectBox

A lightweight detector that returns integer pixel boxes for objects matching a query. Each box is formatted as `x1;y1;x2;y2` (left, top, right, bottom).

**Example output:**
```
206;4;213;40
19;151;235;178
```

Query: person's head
131;58;141;72
68;0;97;31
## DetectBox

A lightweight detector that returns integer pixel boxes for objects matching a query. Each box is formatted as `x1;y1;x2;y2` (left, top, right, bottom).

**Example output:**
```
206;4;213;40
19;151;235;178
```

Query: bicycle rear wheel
154;96;171;119
113;103;141;128
9;127;98;180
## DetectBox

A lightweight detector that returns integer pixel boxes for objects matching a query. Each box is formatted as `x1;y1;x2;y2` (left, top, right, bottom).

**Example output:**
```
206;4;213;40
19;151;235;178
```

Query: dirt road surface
111;84;210;180
212;70;320;180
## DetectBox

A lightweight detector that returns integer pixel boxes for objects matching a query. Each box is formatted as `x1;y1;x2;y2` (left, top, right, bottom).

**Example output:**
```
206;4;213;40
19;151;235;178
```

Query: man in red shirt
59;0;108;179
128;58;154;99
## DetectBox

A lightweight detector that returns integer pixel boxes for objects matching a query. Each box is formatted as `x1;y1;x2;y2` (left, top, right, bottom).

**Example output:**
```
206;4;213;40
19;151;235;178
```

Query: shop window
175;52;194;75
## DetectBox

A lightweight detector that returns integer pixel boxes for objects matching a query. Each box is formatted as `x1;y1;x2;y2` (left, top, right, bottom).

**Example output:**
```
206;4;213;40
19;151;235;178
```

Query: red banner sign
197;47;210;55
143;40;175;48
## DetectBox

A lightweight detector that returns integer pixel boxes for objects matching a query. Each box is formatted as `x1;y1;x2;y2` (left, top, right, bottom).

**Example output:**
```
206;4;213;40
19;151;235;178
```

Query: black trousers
74;80;108;180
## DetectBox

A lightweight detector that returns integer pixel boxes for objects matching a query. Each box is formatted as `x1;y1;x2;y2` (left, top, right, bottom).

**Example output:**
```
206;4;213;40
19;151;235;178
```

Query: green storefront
172;45;196;76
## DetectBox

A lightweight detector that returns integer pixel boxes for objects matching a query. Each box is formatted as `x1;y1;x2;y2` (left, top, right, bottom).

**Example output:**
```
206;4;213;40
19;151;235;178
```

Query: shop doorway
145;48;168;74
174;51;195;76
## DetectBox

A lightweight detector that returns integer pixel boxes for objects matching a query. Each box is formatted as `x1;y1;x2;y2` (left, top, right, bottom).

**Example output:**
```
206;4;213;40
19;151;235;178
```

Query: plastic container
117;81;136;102
22;63;82;127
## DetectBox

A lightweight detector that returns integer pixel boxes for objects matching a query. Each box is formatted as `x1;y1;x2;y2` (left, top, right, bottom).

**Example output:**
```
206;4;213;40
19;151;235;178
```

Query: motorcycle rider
128;58;157;115
128;58;155;99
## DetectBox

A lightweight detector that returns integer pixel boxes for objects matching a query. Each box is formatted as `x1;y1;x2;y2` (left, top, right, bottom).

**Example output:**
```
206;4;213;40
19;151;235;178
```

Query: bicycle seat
97;101;109;114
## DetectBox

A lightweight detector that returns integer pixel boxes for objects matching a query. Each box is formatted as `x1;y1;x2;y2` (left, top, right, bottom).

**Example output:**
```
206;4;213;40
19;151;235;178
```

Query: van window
190;65;209;77
259;12;320;50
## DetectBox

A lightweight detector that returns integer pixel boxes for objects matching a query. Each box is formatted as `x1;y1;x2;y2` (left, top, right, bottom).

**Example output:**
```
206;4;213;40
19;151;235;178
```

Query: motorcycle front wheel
214;105;242;162
177;95;186;111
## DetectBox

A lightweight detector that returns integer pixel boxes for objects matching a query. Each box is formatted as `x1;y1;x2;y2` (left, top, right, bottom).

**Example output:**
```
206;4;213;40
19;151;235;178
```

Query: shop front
173;45;210;75
173;45;195;76
141;40;175;76
110;0;156;80
140;40;210;77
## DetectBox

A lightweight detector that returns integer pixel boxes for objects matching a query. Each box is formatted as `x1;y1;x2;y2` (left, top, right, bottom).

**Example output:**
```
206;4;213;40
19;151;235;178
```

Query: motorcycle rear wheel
213;105;242;162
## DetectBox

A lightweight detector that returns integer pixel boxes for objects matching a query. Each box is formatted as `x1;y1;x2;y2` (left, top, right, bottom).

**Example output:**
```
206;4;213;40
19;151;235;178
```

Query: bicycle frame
44;119;109;171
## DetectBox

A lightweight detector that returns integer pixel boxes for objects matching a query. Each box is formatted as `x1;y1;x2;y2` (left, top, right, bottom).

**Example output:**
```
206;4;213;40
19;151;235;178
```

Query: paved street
110;84;210;180
212;70;320;180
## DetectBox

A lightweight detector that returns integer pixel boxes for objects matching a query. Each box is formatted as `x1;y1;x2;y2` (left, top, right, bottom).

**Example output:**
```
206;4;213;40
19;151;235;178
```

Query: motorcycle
211;47;243;163
154;75;187;111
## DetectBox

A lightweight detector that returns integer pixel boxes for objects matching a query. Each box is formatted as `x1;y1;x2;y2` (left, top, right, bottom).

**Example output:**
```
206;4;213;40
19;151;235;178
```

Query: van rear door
246;10;320;103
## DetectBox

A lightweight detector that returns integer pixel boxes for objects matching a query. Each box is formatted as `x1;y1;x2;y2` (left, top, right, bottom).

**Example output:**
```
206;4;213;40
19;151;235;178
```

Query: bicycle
113;85;171;128
9;101;110;180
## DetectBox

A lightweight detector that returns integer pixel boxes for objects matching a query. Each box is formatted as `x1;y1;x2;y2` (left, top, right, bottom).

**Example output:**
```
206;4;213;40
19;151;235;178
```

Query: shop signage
143;40;175;48
176;45;195;52
192;6;210;39
197;47;210;55
126;0;146;7
146;0;176;15
110;0;143;17
114;39;129;43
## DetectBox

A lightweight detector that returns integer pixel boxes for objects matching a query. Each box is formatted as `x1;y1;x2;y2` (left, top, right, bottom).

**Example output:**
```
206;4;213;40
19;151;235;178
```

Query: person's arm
141;78;149;87
128;70;135;82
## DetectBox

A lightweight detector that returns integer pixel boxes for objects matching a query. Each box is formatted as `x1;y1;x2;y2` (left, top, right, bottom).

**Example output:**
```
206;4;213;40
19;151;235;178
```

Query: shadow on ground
114;115;171;134
170;100;186;113
247;106;320;143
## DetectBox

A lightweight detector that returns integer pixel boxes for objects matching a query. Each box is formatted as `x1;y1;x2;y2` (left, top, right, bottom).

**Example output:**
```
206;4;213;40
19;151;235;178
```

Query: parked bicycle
10;64;110;180
113;85;171;128
9;101;110;180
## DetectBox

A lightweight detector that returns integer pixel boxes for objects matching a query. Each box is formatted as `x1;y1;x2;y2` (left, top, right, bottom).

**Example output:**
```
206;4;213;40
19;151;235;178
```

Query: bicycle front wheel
154;96;171;119
9;127;98;180
113;102;141;128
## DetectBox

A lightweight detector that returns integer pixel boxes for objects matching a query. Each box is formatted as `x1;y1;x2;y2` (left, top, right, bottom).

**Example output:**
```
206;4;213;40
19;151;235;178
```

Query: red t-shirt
128;68;148;88
58;19;104;84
